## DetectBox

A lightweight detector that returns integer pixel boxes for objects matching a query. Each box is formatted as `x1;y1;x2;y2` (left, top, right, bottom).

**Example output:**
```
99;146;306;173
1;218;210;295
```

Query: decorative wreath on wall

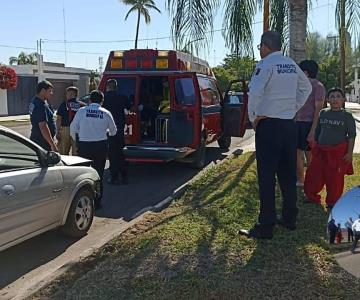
0;65;18;90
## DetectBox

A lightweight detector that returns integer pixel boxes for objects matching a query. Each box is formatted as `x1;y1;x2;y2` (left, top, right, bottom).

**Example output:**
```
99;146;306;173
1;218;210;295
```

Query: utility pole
340;0;346;93
63;2;67;66
263;0;270;32
37;39;44;82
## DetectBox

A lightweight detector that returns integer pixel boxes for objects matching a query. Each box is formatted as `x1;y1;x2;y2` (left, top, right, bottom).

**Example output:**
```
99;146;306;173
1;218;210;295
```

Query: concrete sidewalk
0;114;29;122
335;248;360;278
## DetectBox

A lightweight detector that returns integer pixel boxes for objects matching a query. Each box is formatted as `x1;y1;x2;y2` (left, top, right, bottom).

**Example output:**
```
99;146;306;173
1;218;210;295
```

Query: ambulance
99;49;248;168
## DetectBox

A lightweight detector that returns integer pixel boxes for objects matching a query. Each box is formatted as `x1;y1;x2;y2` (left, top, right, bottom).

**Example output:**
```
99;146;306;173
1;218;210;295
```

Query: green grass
31;153;360;300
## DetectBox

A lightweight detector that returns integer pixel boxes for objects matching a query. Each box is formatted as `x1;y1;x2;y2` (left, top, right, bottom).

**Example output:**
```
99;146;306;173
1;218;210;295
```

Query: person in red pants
304;88;356;209
336;223;343;244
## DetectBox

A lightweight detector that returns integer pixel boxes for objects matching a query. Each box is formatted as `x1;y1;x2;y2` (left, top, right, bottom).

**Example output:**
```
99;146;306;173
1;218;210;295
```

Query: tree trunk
263;0;270;32
135;10;141;49
288;0;308;63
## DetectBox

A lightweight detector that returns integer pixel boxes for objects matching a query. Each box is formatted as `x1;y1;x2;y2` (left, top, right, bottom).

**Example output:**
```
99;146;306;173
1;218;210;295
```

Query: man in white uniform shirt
351;216;360;253
239;31;312;239
71;90;117;209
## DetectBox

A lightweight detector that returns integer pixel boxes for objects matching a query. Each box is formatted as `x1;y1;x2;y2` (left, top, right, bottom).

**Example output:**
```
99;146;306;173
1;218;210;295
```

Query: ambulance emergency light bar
105;49;213;76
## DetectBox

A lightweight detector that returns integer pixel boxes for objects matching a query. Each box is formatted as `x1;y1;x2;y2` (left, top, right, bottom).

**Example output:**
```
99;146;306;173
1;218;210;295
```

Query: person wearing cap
70;90;117;209
239;31;312;239
304;87;356;209
103;79;132;185
351;215;360;253
56;86;85;155
29;80;58;152
296;60;326;187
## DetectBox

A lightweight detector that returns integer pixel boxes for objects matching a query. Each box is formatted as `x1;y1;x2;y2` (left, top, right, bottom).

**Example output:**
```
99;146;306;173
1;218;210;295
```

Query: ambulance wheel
218;135;231;150
190;138;206;169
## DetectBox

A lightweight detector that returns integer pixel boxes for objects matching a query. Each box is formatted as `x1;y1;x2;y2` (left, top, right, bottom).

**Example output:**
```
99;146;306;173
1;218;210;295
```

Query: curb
14;146;243;300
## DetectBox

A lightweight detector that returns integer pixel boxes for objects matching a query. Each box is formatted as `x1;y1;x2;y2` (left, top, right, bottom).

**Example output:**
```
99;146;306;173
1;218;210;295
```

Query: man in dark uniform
29;80;58;152
70;90;117;209
103;79;132;185
56;86;85;155
239;31;312;239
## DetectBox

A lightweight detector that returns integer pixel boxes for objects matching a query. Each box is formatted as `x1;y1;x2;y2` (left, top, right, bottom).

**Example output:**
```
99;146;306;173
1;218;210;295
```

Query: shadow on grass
35;152;360;300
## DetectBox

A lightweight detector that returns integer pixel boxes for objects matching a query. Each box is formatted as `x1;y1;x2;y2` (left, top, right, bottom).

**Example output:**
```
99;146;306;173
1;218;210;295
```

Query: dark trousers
255;118;298;227
30;135;51;151
78;140;107;206
329;232;336;244
348;228;354;242
352;234;360;251
108;132;128;180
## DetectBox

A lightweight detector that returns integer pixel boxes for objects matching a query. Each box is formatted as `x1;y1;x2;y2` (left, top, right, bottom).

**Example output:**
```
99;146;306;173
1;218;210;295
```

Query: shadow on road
97;146;228;220
0;231;79;289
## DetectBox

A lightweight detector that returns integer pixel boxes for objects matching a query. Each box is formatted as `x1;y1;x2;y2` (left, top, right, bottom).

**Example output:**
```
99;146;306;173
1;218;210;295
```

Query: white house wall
0;89;8;116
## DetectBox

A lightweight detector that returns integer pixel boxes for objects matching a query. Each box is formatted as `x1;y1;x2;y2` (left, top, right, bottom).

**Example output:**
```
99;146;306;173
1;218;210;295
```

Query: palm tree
166;0;293;57
288;0;308;63
9;52;37;65
121;0;161;49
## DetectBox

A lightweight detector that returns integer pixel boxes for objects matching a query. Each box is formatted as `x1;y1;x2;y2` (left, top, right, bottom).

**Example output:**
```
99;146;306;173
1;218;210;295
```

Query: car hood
61;155;92;166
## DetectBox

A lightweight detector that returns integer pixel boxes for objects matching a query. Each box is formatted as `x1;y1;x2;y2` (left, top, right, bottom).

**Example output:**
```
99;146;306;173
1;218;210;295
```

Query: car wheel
61;188;94;237
217;135;231;150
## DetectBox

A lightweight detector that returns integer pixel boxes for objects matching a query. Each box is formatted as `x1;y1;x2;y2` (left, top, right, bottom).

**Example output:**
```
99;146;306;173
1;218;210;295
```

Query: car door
168;74;201;148
198;76;222;143
222;79;249;137
0;131;63;249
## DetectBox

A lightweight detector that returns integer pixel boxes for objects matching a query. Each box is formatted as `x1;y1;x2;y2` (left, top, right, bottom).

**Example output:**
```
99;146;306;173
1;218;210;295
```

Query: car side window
0;133;40;171
174;78;196;105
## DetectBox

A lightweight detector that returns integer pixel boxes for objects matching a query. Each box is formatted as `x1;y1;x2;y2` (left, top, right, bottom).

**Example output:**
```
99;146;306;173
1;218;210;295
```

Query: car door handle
53;188;63;193
2;185;15;196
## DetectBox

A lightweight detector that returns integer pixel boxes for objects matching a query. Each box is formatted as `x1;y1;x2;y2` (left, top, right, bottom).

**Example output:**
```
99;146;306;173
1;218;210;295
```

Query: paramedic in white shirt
351;216;360;253
71;90;117;210
239;31;312;239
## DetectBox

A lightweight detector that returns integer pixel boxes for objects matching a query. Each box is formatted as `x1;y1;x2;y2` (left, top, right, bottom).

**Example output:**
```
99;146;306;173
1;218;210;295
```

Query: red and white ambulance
99;49;248;168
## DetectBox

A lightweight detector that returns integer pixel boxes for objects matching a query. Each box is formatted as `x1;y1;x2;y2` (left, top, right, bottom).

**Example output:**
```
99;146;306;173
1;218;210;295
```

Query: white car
0;125;100;251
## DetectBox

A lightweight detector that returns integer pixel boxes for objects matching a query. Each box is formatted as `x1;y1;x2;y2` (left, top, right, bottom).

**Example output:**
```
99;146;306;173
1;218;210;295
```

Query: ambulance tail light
156;58;169;69
111;58;123;69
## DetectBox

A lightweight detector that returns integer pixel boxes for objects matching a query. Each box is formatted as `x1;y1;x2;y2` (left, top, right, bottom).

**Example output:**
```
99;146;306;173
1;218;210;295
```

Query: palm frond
270;0;289;52
125;6;138;20
140;7;151;23
144;3;161;13
222;0;259;57
166;0;220;53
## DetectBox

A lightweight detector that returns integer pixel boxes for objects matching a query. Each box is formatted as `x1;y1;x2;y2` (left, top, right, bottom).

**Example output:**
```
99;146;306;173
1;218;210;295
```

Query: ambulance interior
139;76;170;143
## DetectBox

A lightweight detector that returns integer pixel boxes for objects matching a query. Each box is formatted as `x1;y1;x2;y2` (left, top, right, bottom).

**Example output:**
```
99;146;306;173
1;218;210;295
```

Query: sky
0;0;339;71
330;186;360;228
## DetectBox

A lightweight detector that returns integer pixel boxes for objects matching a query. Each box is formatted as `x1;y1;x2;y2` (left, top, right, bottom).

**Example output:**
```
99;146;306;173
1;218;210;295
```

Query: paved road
0;122;255;299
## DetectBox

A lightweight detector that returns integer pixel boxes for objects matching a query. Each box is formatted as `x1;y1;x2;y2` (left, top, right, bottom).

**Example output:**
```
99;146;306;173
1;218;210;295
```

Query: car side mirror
46;151;61;166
